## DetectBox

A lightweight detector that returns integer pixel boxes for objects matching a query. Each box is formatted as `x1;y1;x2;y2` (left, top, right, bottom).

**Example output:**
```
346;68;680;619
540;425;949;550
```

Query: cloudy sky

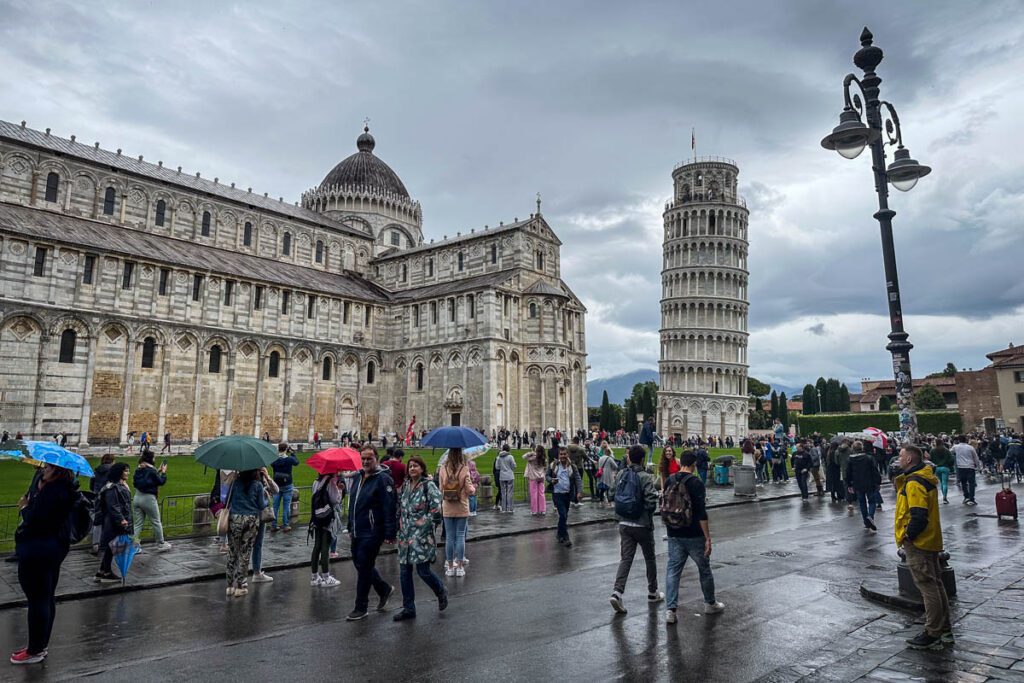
2;0;1021;393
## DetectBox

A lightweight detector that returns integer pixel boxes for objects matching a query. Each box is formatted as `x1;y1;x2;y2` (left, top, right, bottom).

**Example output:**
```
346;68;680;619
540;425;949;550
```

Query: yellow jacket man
894;445;951;651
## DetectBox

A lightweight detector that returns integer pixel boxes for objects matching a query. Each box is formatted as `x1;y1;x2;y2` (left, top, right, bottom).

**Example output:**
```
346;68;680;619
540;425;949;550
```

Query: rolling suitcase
996;474;1018;520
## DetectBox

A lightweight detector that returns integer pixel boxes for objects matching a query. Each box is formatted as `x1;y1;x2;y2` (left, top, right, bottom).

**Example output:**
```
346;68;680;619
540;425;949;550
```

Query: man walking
662;450;725;623
952;435;982;505
345;446;396;621
160;431;172;454
791;441;813;500
565;437;586;508
808;439;825;496
895;444;952;650
846;441;882;531
609;446;663;614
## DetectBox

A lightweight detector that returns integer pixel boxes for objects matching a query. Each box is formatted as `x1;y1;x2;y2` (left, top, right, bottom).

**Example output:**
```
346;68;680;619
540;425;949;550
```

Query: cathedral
0;120;588;445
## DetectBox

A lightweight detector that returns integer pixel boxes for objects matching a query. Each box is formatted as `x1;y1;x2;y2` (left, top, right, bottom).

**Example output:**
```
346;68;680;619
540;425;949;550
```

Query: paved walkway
0;479;803;608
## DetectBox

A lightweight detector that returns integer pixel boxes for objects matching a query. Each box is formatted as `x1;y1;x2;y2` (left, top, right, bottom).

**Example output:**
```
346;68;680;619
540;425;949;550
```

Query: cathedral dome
319;127;410;199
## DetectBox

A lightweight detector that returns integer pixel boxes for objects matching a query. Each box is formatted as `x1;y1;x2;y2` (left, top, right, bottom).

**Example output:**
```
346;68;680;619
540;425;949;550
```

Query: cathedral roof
0;203;389;303
319;127;410;199
0;120;368;240
523;278;569;298
389;270;516;302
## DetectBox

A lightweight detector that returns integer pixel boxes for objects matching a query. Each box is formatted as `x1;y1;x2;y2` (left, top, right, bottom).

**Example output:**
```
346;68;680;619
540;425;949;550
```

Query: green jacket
613;465;659;529
930;446;953;469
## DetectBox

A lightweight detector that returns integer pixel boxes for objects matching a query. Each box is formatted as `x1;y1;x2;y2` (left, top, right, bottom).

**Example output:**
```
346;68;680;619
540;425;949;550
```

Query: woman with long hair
132;450;170;551
95;463;132;583
393;456;448;620
596;441;618;508
438;448;475;577
659;445;680;483
225;469;266;597
524;444;547;515
309;470;343;588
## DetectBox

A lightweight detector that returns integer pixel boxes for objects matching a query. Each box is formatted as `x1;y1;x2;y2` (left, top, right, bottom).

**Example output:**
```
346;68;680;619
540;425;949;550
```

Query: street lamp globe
821;109;880;159
886;147;931;192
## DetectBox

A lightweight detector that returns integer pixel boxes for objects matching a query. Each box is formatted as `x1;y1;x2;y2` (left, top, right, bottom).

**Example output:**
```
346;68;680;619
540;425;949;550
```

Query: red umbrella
306;447;362;474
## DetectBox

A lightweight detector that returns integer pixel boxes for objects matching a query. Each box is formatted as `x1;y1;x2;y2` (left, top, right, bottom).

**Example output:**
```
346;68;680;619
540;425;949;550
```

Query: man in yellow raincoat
894;444;952;650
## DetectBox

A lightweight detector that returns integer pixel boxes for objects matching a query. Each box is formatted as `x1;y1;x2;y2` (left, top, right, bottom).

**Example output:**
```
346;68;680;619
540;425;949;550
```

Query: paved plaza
1;478;1022;682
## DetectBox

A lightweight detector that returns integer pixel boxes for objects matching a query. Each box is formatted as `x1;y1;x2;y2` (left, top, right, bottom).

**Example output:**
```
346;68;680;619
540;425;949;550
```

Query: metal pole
854;29;918;444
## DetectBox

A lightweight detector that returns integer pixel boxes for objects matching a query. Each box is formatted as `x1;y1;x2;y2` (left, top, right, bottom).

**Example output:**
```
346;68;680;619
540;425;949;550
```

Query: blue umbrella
420;426;488;449
0;440;94;477
109;534;140;585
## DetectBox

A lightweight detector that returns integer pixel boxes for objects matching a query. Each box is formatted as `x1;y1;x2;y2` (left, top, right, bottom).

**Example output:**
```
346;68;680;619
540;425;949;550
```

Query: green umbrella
194;435;277;471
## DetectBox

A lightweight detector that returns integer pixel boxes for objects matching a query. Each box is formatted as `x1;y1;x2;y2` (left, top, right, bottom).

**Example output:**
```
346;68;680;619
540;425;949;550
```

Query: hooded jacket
846;452;881;493
346;468;397;542
894;462;942;552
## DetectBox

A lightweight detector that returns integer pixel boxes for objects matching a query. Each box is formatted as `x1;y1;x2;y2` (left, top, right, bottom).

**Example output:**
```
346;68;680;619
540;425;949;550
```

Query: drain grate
760;550;794;558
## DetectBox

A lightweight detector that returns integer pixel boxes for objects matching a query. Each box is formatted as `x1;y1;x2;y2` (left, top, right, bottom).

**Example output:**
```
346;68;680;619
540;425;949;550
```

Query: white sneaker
610;593;627;614
226;586;236;596
704;601;725;614
648;591;665;603
155;542;172;551
666;609;677;624
445;564;455;577
251;571;273;583
455;565;466;577
310;575;323;587
462;557;469;565
321;575;341;588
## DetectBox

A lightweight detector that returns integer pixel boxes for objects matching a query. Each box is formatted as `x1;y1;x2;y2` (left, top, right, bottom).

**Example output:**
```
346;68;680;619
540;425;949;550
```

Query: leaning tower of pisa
658;156;750;440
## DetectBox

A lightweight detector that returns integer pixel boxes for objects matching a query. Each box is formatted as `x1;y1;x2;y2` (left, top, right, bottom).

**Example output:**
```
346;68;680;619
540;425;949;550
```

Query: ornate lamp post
821;28;931;445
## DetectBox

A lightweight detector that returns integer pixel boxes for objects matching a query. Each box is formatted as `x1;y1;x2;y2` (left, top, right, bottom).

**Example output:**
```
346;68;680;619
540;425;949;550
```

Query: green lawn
0;446;741;551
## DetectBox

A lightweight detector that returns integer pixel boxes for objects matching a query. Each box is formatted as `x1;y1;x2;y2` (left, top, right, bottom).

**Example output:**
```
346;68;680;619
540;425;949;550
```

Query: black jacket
133;465;166;496
845;453;882;493
271;454;300;486
98;482;133;544
346;468;397;542
15;477;75;551
791;450;812;472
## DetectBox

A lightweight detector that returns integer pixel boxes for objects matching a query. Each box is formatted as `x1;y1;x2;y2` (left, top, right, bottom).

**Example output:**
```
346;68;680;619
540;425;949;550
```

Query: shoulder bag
216;482;234;536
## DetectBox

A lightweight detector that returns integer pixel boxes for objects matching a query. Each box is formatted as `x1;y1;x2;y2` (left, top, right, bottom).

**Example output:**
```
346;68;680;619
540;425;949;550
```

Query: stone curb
859;580;925;612
0;489;804;609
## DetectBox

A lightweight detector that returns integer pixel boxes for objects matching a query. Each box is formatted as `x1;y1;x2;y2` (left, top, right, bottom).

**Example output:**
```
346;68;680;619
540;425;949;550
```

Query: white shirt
952;443;981;470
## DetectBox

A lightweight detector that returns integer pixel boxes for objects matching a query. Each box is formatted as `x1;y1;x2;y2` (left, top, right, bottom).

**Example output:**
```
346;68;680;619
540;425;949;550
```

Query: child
467;460;481;517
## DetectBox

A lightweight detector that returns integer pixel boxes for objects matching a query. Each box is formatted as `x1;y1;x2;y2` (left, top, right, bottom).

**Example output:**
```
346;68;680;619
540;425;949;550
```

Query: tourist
659;445;680;486
132;450;171;551
10;463;77;665
309;470;343;588
639;418;655;466
609;445;662;614
345;446;396;621
695;444;710;483
387;448;407;490
139;431;149;454
393;456;448;621
467;460;481;516
582;443;598;501
161;431;172;454
225;469;266;597
495;445;517;513
270;443;299;532
895;445;952;650
596;442;617;508
808;440;824;496
835;439;853;508
952;435;981;505
547;446;582;546
89;453;116;554
491;452;502;512
525;444;547;515
438;447;475;577
662;450;725;624
565;437;586;507
95;463;132;583
249;467;277;585
825;442;842;502
846;441;882;531
791;441;813;500
929;438;953;504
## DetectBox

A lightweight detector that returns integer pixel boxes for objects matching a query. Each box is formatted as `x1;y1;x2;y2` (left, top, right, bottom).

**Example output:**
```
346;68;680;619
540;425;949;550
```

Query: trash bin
714;464;730;486
733;464;756;497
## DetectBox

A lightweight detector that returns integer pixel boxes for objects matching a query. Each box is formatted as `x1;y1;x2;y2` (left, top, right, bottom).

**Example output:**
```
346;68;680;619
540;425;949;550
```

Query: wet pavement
0;479;1021;682
0;479;803;608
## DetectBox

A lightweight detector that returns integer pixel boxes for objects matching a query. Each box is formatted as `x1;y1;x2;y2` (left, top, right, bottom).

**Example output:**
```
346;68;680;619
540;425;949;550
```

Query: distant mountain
587;369;658;406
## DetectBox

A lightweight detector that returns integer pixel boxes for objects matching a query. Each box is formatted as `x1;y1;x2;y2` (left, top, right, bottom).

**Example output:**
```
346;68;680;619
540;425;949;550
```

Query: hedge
796;410;962;436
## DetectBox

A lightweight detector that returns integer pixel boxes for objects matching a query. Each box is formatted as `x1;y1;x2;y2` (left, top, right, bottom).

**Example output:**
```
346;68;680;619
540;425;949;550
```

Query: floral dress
397;478;441;565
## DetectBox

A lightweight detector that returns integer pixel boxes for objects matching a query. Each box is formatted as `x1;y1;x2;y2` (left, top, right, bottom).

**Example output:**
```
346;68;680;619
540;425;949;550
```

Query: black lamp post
821;28;931;445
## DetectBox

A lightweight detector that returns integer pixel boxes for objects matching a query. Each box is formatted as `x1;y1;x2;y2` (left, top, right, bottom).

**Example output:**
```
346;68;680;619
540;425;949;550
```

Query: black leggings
18;546;66;655
311;526;332;574
584;471;597;498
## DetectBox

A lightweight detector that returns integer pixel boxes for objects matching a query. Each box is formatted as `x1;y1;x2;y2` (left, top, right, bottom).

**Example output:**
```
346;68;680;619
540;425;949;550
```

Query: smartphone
161;460;168;467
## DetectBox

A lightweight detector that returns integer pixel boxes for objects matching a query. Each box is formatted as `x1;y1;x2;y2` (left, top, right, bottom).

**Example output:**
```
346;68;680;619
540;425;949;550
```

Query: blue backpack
614;468;644;519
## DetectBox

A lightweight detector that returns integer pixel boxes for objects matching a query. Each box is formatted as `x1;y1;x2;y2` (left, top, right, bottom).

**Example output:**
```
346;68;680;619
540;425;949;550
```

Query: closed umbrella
109;533;140;585
307;447;361;474
420;426;488;449
194;435;277;471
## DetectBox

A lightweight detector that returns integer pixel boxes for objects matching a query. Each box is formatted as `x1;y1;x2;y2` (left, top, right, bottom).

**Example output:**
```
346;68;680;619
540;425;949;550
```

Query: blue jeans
272;485;293;528
934;466;950;500
856;490;877;527
665;537;716;610
697;467;708;484
552;492;570;540
469;495;477;514
251;522;265;572
443;516;468;563
399;561;445;614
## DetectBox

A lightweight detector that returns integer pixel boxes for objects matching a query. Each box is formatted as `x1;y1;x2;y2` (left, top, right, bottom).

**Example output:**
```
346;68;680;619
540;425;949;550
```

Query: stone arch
48;314;91;339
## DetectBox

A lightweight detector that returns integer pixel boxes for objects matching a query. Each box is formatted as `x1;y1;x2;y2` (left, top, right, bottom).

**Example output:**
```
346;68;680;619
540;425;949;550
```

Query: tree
839;384;851;411
825;378;842;412
627;381;658;422
914;384;947;410
878;395;893;411
599;390;612;431
770;390;779;420
779;392;789;426
588;406;601;427
748;377;771;398
801;384;817;415
754;397;764;414
815;377;828;414
942;362;958;377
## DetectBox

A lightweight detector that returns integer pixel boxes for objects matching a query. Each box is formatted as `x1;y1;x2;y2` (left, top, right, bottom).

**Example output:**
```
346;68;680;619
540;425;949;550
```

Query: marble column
118;338;137;444
78;334;98;446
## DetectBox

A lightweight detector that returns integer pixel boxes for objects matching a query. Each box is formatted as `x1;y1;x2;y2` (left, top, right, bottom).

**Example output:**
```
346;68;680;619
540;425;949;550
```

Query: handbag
216;483;234;536
260;486;276;524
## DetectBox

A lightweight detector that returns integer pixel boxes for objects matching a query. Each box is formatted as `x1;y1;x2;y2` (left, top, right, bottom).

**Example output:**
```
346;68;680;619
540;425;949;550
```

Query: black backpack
614;468;645;519
310;483;334;528
68;490;96;544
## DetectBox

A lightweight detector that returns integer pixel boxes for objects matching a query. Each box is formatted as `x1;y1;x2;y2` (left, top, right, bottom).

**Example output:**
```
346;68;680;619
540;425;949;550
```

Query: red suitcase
996;474;1018;520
